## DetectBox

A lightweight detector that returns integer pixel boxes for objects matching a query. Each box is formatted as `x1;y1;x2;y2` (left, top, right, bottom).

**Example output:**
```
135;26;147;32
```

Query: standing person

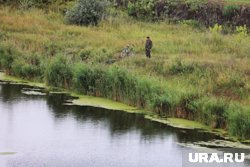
145;36;153;58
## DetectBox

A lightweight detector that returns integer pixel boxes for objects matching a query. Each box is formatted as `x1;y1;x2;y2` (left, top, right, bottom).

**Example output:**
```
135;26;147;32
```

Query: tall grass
227;104;250;139
73;64;165;108
0;6;250;139
46;56;73;88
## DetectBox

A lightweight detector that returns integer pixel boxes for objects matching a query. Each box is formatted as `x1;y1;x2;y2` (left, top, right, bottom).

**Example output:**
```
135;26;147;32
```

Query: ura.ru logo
189;153;245;163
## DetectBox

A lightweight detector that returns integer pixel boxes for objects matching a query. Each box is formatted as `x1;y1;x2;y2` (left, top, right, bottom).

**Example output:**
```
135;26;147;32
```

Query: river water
0;83;249;167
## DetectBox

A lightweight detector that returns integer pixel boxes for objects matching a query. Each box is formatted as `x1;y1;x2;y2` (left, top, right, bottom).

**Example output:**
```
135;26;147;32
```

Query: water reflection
45;92;219;143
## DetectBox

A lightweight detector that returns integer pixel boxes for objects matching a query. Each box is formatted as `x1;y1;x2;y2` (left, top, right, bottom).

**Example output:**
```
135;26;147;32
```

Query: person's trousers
146;49;151;58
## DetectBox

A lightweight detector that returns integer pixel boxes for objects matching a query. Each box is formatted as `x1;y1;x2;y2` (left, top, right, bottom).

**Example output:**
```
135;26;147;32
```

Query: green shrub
73;64;138;102
0;46;15;74
227;104;250;139
107;66;137;102
127;0;155;20
189;97;250;139
73;64;164;108
188;97;228;128
152;93;175;116
222;4;240;19
12;60;42;79
185;0;206;11
65;0;109;26
74;64;103;95
127;1;137;17
46;56;73;88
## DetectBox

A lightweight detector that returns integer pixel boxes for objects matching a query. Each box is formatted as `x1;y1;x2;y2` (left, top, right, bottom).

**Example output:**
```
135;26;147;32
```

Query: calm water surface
0;83;249;167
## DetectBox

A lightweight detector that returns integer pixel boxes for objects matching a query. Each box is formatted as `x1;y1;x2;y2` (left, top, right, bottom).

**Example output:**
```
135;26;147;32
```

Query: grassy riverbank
0;72;245;143
0;72;212;131
0;3;250;139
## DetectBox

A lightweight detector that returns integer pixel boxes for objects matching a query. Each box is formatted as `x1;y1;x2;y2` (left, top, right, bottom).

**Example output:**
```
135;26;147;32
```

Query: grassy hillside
0;4;250;139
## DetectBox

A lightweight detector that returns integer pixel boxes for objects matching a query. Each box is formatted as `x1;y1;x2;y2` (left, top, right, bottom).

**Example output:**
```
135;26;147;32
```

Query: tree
65;0;108;26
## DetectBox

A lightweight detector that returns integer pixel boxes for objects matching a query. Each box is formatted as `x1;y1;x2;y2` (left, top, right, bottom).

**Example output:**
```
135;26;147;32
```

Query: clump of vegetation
185;0;206;11
188;97;228;128
214;72;248;99
125;0;250;29
12;60;42;79
189;97;250;139
127;0;155;20
179;20;204;29
222;4;240;19
46;56;73;88
209;23;223;34
73;64;163;108
236;25;248;36
73;64;105;95
169;59;196;75
65;0;109;26
152;94;176;116
227;104;250;139
19;0;44;8
0;45;15;75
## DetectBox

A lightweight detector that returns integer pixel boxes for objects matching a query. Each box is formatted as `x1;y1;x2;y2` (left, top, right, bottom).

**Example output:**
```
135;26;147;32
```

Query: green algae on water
0;152;16;155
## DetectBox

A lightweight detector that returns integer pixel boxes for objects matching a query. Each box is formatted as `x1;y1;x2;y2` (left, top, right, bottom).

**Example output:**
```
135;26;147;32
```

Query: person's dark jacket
145;39;153;50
